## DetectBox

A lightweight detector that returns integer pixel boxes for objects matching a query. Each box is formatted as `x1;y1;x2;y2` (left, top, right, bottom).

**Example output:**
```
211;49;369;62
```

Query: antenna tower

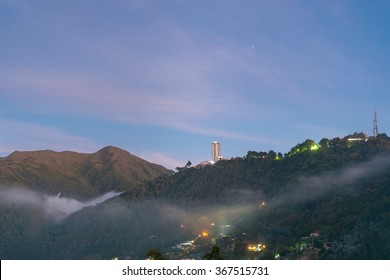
373;110;378;137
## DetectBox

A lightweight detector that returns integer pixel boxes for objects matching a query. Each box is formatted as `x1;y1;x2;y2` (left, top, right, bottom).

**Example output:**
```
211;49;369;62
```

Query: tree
319;138;330;148
245;151;259;160
202;246;223;260
268;150;277;159
146;249;165;260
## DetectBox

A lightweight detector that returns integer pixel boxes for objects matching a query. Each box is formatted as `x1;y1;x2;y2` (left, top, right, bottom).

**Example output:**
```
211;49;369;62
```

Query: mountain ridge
1;134;390;259
122;133;390;203
0;146;172;198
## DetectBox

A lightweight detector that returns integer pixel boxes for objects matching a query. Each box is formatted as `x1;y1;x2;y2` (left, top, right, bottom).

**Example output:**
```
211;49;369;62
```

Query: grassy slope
0;146;172;198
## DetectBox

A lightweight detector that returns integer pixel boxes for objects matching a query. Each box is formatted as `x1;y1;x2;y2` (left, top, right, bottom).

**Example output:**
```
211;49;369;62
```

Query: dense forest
1;133;389;259
121;133;390;259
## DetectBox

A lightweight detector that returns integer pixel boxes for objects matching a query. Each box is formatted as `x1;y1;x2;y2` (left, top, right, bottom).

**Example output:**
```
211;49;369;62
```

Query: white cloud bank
0;186;121;222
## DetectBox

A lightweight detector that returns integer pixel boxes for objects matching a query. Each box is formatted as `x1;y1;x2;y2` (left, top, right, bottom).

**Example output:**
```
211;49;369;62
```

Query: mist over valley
1;134;390;260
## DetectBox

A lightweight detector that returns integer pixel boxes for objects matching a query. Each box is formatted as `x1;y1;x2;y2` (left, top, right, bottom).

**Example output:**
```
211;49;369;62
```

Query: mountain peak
96;145;126;153
0;146;172;198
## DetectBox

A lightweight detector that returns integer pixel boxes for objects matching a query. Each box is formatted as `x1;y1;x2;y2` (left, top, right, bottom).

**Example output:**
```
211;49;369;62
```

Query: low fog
2;153;389;227
0;186;120;222
157;153;390;235
1;153;389;259
271;152;390;207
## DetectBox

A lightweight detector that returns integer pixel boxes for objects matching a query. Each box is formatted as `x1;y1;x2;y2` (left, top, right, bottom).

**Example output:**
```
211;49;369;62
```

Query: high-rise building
211;141;221;162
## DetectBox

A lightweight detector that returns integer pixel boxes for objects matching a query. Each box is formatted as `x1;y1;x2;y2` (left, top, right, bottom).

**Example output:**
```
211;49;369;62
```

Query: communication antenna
373;110;379;137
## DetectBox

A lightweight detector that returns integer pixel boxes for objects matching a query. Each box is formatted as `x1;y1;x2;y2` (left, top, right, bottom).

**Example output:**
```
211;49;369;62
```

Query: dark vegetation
0;133;390;259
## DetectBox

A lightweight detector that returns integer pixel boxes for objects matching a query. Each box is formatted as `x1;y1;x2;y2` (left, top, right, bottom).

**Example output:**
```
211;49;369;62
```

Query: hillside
118;133;390;259
0;146;172;198
1;133;390;259
122;133;390;203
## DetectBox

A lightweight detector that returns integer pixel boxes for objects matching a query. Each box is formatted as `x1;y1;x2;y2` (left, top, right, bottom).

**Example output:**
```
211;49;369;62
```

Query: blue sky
1;0;389;169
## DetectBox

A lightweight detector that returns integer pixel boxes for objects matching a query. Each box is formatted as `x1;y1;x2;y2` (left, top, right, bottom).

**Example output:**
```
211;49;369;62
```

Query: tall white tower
211;141;221;162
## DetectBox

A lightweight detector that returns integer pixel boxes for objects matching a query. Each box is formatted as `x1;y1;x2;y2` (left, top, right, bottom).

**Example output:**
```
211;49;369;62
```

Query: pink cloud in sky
0;119;100;156
138;151;185;170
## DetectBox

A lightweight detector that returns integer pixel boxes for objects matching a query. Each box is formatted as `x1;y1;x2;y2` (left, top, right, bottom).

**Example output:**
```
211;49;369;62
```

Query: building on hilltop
194;141;223;168
211;141;222;162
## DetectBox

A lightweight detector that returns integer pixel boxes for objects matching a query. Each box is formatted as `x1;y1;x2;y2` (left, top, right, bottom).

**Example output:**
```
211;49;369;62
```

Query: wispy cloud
173;121;279;145
272;153;390;207
0;0;313;132
292;123;347;141
0;186;121;222
1;0;388;155
0;63;241;125
138;151;184;170
0;119;100;155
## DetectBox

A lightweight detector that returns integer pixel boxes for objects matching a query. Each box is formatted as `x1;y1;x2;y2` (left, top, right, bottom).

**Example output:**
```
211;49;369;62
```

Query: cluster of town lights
248;244;266;252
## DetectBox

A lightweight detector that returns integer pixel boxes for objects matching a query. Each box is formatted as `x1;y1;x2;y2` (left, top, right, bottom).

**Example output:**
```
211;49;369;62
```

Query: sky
1;0;389;169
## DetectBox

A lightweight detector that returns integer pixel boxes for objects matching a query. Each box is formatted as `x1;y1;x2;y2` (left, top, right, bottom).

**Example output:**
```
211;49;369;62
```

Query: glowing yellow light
201;231;209;237
310;144;319;151
248;244;266;252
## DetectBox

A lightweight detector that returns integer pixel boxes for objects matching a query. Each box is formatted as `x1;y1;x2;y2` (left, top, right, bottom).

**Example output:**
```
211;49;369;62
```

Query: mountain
123;134;390;203
1;134;390;260
0;146;172;198
117;133;390;259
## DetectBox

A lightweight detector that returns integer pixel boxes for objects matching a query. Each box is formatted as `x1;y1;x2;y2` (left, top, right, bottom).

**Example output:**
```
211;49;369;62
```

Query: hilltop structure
373;110;379;137
211;141;222;162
